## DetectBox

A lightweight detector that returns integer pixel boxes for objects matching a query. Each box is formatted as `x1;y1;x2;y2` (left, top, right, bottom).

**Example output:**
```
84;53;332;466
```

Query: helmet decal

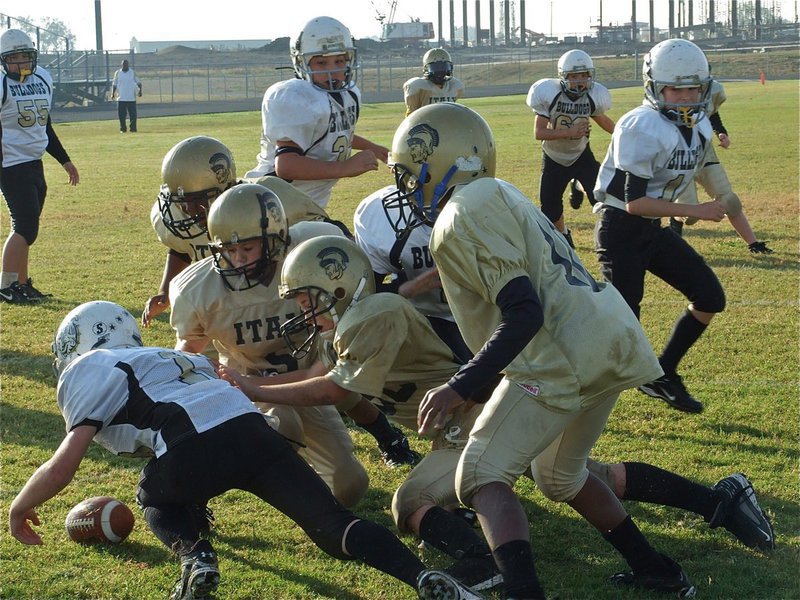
407;124;439;163
209;152;233;185
317;246;349;281
55;318;79;363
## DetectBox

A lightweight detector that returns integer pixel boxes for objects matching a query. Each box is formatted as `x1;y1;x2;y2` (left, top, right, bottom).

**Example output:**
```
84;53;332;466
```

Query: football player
403;47;465;116
168;183;371;507
0;29;79;303
594;39;727;414
525;49;614;248
243;17;388;208
218;234;504;592
8;300;481;600
143;136;333;327
354;183;472;363
669;79;773;254
388;101;696;599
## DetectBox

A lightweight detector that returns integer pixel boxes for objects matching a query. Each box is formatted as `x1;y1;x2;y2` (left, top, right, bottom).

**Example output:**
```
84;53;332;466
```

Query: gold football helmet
158;136;237;240
279;235;374;357
206;184;289;291
422;47;453;84
382;103;496;235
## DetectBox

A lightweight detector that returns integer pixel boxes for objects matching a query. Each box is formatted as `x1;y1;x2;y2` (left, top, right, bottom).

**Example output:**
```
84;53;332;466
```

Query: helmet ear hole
334;287;346;300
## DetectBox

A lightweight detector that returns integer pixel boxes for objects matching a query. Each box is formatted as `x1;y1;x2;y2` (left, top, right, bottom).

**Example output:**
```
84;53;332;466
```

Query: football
65;496;135;544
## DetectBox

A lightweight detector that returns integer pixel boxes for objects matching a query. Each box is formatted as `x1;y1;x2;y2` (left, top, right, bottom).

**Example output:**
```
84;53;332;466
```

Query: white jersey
244;78;361;207
526;78;612;166
0;67;54;167
403;76;465;115
594;104;711;215
111;68;141;101
58;346;260;458
707;80;726;116
353;186;452;321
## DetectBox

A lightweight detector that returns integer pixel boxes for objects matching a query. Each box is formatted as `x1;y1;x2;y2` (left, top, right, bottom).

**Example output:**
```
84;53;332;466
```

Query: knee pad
695;282;726;314
15;221;39;245
719;192;743;217
531;462;588;502
586;458;618;492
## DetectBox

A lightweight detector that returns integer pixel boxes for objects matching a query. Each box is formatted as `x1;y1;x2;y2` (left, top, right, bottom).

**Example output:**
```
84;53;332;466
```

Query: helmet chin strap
428;165;458;221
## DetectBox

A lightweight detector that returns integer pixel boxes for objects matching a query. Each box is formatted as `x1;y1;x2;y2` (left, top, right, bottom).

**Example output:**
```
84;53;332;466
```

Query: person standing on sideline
593;39;727;414
0;29;79;304
526;49;615;248
403;47;465;116
244;16;388;208
112;59;142;133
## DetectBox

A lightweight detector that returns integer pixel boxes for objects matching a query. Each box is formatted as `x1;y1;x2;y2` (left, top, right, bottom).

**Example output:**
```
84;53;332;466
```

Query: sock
360;411;398;446
419;506;490;559
344;519;424;588
1;272;18;288
492;539;545;599
659;310;707;375
603;515;668;574
622;462;722;522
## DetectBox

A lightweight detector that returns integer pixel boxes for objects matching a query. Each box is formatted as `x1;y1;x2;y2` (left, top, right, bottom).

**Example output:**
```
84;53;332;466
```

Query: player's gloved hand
748;241;773;254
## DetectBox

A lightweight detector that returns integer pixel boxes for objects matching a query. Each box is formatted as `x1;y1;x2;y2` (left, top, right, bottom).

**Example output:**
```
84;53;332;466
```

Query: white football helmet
279;235;374;358
383;102;496;235
158;136;237;240
52;301;143;376
558;49;595;98
643;38;711;127
0;29;37;82
423;47;453;85
290;16;358;92
206;183;289;291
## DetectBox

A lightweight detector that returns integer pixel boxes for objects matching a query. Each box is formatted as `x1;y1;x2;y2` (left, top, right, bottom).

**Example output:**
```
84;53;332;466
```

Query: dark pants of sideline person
118;101;138;132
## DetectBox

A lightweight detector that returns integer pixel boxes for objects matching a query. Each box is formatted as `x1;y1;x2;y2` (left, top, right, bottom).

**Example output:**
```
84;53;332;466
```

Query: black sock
603;515;669;574
360;411;398;446
419;506;490;559
143;504;203;556
622;462;722;522
492;540;545;599
344;519;425;587
659;309;707;376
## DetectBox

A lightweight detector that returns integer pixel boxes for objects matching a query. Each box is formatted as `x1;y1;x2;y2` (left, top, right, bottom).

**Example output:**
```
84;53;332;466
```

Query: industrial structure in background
1;0;796;108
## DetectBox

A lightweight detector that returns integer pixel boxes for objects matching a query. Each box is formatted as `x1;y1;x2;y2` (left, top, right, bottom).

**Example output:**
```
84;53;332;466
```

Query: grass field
1;81;798;599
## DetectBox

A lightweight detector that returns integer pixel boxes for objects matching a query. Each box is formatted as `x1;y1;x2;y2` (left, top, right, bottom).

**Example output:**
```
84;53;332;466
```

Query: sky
11;0;679;51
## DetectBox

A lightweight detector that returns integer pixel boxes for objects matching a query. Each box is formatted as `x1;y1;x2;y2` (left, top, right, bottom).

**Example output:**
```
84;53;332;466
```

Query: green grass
1;81;798;599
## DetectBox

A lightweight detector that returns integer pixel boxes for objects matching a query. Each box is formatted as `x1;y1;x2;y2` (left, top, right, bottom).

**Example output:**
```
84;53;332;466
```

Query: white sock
1;272;18;288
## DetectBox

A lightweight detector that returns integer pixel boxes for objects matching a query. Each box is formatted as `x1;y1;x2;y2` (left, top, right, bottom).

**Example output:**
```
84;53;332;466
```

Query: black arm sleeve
624;172;649;203
446;276;543;402
45;117;71;165
708;112;727;136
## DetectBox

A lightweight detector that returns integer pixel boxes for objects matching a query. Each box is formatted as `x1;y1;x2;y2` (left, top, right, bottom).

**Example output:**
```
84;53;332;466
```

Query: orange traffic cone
759;69;766;85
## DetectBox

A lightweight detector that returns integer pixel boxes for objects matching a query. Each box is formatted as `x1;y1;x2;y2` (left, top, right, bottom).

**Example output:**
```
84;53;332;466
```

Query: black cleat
379;426;422;468
0;281;35;304
417;569;485;599
710;473;775;551
170;541;220;600
638;374;703;413
568;179;585;209
669;217;684;237
610;553;696;598
21;278;50;301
